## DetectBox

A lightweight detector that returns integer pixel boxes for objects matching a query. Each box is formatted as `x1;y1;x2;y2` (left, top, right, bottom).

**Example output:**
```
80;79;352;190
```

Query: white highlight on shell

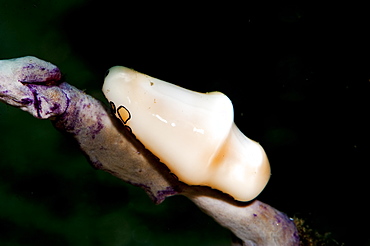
102;66;270;201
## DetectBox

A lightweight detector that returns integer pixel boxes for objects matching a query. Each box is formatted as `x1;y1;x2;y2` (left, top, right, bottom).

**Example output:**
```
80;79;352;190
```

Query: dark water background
1;1;369;245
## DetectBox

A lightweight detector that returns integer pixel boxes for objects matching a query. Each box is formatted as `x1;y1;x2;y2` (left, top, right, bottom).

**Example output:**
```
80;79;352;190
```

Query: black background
1;1;369;245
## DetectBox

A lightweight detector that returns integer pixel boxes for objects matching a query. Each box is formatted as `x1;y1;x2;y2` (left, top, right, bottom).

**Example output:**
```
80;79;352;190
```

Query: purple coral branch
0;56;300;246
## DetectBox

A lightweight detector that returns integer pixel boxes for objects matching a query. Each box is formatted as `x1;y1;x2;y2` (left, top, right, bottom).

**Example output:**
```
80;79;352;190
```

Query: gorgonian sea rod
0;56;299;246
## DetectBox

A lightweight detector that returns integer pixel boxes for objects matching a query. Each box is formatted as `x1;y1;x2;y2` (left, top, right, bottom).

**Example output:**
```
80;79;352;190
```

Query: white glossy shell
103;66;270;201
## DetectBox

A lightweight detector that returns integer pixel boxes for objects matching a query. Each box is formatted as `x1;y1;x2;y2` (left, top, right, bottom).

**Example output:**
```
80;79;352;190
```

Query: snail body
103;66;270;201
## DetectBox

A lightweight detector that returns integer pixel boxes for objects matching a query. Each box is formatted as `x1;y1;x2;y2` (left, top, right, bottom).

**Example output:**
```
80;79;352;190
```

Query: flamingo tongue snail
102;66;271;201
